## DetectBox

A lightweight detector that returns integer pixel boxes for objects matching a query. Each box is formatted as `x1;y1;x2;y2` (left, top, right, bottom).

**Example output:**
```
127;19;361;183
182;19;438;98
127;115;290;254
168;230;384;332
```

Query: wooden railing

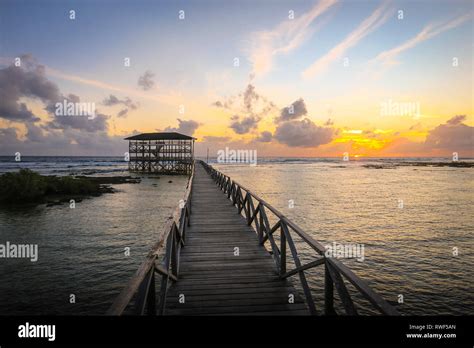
106;164;194;315
201;161;399;316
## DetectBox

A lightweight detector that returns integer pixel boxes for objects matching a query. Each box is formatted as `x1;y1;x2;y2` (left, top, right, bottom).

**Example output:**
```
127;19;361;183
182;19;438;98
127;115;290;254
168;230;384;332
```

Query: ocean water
213;157;474;315
0;156;129;176
0;156;188;314
0;156;472;315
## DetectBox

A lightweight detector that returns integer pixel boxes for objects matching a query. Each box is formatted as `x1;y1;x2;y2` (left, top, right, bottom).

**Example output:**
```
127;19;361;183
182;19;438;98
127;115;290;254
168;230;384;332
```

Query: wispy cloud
47;66;129;94
48;67;183;106
248;0;338;78
369;13;472;69
0;56;182;106
302;1;393;79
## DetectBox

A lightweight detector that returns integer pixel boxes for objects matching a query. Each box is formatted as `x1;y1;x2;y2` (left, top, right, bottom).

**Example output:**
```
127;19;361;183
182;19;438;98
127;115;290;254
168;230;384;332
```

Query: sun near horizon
0;0;472;158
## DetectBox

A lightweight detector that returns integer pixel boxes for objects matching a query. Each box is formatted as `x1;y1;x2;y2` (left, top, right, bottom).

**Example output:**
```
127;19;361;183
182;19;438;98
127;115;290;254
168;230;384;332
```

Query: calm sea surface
0;157;188;315
0;156;472;315
214;158;474;315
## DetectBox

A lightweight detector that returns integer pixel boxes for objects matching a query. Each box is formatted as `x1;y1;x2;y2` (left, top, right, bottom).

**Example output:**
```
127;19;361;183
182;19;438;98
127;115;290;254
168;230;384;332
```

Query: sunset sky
0;0;472;157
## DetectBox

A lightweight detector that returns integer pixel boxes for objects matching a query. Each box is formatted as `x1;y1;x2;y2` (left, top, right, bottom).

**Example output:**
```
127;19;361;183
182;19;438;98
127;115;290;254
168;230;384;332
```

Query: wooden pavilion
125;132;195;174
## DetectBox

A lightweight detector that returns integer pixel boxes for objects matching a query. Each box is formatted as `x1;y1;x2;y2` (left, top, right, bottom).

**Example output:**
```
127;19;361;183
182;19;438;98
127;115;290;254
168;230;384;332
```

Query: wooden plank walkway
165;163;309;315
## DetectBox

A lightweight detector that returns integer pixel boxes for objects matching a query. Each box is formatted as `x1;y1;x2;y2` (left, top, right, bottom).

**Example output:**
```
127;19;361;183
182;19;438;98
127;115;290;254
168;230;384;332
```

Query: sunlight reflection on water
0;157;472;315
215;161;474;315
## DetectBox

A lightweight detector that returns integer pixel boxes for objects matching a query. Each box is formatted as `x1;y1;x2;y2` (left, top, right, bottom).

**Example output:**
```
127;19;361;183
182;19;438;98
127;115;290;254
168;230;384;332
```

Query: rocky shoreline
363;161;474;169
0;169;141;206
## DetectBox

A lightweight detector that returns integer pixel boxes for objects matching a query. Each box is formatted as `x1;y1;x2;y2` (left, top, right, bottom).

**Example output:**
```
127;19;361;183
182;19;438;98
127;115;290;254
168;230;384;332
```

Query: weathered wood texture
108;161;398;316
164;163;308;315
199;161;399;316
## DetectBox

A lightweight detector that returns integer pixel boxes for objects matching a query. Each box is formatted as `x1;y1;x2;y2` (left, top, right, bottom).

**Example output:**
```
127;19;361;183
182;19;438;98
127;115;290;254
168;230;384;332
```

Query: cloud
211;99;235;109
0;55;135;155
242;84;260;112
201;135;231;143
424;115;473;151
383;115;473;156
25;122;47;142
276;98;308;122
102;94;121;106
0;54;60;121
0;113;124;156
0;127;20;143
212;101;224;107
34;62;180;106
163;118;200;136
229;115;260;134
117;109;128;118
255;131;273;142
408;122;423;131
47;112;109;133
103;94;138;110
0;55;110;133
302;1;393;79
214;84;275;114
248;0;337;77
446;114;466;125
138;70;155;90
102;94;139;118
325;118;334;126
0;126;127;156
369;13;472;69
43;93;109;132
274;118;335;147
214;84;278;134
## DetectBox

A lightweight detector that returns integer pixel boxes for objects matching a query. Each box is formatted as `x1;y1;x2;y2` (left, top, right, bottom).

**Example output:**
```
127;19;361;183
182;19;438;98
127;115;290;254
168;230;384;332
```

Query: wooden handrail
200;160;399;316
106;163;195;315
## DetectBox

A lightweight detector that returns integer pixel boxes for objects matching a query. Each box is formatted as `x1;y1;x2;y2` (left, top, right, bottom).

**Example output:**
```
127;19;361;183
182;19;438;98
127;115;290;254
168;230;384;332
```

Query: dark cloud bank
0;55;200;155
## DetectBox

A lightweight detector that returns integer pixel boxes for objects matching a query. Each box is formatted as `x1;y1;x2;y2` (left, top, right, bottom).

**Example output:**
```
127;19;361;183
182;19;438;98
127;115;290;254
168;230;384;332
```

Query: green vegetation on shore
0;169;103;204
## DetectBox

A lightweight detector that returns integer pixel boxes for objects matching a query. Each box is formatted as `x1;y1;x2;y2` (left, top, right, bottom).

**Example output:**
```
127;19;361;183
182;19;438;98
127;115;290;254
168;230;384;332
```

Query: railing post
258;206;264;244
236;188;241;212
187;204;191;227
280;222;316;315
231;183;236;203
135;266;156;315
280;224;286;276
170;226;178;277
246;193;251;224
157;228;174;315
147;269;156;315
325;260;335;315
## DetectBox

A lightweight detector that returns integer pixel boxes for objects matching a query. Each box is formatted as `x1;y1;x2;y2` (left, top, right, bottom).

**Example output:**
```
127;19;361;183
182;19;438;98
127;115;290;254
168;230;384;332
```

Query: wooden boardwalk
107;161;398;317
164;163;309;315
